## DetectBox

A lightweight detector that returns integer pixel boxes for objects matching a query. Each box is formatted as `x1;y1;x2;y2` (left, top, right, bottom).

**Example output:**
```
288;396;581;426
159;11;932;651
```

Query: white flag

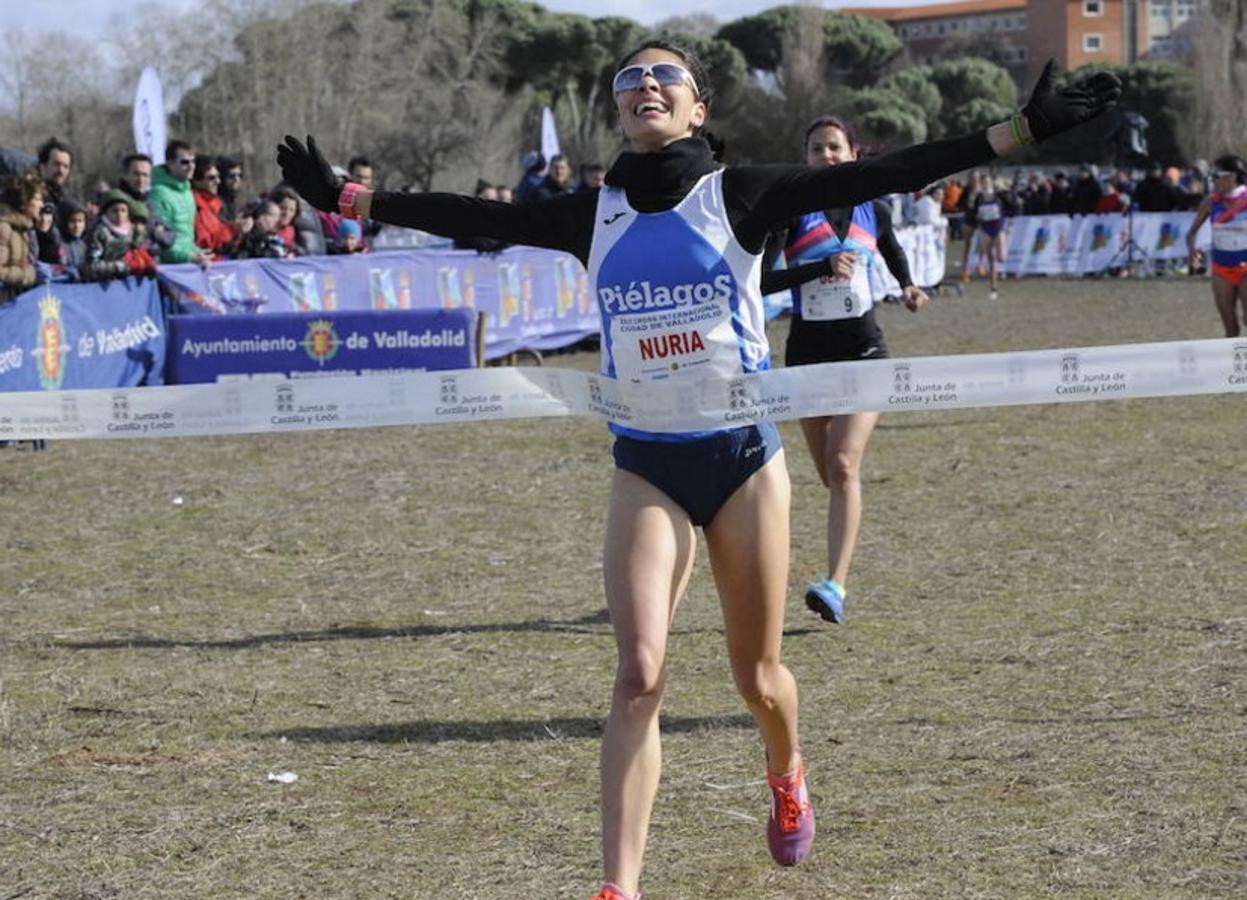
540;106;560;166
132;67;167;160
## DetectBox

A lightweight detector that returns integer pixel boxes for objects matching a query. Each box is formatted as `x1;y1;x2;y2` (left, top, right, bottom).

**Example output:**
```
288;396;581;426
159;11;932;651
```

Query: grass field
1;273;1244;899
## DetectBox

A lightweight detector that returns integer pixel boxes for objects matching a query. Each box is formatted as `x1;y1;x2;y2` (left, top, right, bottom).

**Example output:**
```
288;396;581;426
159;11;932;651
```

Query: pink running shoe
767;761;815;865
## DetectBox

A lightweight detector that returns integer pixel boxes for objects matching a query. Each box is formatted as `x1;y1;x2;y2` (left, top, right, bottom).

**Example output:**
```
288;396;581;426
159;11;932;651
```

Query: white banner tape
1;339;1244;441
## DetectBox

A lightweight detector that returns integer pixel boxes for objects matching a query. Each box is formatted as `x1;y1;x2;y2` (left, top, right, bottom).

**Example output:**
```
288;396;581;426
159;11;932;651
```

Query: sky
3;0;952;42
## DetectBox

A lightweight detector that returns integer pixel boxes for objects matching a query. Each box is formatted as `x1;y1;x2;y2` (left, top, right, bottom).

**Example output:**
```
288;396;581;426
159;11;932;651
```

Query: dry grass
2;273;1244;899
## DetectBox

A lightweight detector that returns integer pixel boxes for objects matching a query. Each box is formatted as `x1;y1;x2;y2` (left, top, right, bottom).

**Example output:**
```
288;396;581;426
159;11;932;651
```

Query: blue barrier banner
159;247;601;359
975;212;1212;276
166;308;476;384
0;279;165;392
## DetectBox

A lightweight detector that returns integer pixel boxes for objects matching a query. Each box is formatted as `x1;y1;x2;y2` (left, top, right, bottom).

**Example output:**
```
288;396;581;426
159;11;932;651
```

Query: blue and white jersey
587;170;769;441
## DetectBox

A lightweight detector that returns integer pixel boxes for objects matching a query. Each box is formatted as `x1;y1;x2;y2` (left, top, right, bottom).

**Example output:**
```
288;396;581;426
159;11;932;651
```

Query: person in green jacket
148;139;210;266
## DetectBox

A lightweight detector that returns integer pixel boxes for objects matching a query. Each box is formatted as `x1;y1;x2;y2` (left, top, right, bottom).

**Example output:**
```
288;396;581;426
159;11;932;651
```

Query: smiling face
805;124;856;168
195;167;220;196
614;48;706;153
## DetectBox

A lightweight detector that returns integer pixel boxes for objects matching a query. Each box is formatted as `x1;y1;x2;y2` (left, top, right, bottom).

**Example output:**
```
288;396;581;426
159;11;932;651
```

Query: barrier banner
0;279;165;393
869;223;947;296
159;246;600;359
166;308;477;384
970;213;1212;276
2;338;1242;441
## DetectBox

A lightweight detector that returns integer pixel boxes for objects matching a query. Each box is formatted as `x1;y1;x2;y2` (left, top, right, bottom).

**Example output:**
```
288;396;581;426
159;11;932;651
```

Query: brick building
846;0;1203;85
848;0;1031;79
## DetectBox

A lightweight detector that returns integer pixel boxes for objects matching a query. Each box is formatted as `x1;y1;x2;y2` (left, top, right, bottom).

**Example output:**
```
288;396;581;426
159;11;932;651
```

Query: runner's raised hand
276;135;342;213
1022;59;1122;142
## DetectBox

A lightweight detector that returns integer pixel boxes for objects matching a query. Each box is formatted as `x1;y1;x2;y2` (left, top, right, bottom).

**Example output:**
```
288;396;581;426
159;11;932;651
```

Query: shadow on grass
259;713;754;744
48;610;615;651
48;612;816;651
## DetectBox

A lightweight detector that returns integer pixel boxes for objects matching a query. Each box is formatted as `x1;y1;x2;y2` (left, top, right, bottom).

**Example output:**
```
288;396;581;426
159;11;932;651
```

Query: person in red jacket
191;155;242;258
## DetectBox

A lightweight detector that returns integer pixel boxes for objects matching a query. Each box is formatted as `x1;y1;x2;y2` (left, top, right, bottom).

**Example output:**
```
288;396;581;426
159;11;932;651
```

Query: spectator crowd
0;137;612;304
919;160;1214;240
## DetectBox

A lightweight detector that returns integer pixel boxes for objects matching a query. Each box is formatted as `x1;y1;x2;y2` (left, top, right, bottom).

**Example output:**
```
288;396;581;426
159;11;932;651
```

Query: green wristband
1010;114;1033;147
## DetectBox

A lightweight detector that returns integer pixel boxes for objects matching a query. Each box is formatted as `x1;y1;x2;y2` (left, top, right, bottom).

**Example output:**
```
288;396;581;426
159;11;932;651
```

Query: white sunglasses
612;62;699;98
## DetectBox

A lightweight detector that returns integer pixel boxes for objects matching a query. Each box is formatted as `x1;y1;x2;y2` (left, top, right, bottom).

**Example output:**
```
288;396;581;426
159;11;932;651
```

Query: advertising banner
969;212;1212;276
159;246;600;359
0;278;166;392
166;308;477;384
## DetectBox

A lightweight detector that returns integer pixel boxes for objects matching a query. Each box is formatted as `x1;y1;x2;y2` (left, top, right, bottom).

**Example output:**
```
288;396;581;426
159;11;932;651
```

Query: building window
1083;0;1103;15
1084;33;1104;51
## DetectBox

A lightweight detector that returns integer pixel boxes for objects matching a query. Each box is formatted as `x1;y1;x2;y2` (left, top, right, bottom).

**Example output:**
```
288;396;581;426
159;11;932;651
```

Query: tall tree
1188;0;1247;160
716;6;901;87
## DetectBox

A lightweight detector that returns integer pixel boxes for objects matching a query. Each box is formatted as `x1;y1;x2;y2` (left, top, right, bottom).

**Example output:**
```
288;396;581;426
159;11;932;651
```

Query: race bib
800;263;870;321
977;201;1002;223
609;303;740;382
1212;225;1247;252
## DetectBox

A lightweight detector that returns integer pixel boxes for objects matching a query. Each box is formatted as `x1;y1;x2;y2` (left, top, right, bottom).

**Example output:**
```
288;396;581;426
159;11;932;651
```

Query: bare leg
799;413;880;589
960;227;977;281
600;469;696;898
988;232;1001;292
1212;275;1240;337
704;452;800;776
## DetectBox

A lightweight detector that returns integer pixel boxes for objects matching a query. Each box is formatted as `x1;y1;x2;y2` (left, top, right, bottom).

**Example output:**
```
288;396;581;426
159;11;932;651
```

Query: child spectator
330;218;366;255
81;190;138;281
35;200;65;266
123;200;158;278
62;200;88;279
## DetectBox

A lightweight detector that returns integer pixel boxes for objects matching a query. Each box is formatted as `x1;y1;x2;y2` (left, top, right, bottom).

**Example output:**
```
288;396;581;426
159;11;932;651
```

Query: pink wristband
338;182;364;220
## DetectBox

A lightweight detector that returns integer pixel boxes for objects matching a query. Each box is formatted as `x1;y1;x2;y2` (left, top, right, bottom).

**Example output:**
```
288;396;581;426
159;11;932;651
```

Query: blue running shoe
804;578;844;624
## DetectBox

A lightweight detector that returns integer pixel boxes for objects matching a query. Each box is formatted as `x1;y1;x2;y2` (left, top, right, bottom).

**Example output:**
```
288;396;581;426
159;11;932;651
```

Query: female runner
277;45;1118;900
1186;154;1247;337
760;116;930;624
970;175;1008;299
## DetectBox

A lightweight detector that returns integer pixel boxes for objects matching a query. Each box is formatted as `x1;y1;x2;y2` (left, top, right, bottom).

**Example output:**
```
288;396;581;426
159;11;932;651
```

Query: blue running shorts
612;423;782;527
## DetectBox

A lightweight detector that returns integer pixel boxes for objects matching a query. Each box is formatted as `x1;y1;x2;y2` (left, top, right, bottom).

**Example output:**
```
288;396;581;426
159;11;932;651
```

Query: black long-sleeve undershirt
369;130;993;267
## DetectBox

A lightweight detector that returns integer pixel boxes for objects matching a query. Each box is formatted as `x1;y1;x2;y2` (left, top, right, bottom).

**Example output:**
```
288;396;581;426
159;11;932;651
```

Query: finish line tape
1;339;1244;441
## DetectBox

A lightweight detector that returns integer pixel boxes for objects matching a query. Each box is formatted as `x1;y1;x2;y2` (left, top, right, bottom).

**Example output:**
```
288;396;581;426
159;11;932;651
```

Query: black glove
276;135;343;213
1022;59;1122;142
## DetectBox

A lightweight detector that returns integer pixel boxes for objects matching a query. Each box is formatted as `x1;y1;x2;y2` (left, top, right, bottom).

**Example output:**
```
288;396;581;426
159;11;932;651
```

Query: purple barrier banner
159;247;601;359
166;308;476;384
0;278;165;392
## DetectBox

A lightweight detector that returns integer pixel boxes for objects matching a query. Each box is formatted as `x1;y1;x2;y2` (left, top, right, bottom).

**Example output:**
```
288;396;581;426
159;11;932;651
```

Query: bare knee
614;650;666;710
824;448;863;491
732;661;783;711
